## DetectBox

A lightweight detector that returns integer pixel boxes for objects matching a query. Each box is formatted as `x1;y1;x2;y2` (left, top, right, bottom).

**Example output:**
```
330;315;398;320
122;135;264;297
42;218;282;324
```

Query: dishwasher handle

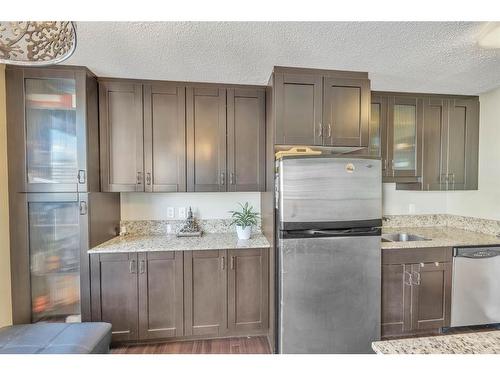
454;247;500;259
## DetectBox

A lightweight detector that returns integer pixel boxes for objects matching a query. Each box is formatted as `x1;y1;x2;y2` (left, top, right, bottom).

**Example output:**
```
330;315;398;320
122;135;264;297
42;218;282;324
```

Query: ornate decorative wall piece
0;21;76;66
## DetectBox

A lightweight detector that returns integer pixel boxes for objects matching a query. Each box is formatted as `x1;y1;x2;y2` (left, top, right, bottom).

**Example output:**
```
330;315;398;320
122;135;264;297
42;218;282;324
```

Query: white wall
383;86;500;220
121;192;261;220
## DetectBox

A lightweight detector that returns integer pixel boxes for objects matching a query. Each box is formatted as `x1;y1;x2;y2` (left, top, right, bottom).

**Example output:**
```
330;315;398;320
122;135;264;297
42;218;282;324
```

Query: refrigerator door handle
310;227;381;236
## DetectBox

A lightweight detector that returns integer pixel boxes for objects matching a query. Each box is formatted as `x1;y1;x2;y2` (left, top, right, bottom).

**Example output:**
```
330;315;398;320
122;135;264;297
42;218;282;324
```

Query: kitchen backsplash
384;214;500;236
120;218;262;235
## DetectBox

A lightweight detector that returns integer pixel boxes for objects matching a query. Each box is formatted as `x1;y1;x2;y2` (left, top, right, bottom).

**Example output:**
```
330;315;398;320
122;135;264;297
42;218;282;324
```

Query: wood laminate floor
111;336;271;354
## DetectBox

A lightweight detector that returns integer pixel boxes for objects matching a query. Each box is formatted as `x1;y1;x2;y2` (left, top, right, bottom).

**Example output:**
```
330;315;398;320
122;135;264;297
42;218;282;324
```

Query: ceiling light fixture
0;21;76;66
478;22;500;49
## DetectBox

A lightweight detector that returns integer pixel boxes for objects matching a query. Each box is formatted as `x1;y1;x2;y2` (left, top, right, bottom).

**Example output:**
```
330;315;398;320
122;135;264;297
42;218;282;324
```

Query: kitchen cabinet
274;72;323;145
227;88;266;191
183;250;227;336
381;247;452;338
6;66;100;193
90;253;139;342
99;81;144;192
322;77;370;147
138;252;184;340
227;249;269;333
143;84;186;192
369;95;388;168
273;67;370;147
186;87;227;192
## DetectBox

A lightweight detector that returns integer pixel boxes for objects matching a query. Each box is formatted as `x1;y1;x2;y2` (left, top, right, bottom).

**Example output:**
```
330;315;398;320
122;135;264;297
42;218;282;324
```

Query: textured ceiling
65;22;500;95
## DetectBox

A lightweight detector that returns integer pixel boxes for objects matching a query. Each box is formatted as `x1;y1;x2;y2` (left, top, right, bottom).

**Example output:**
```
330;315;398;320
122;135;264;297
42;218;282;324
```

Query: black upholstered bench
0;322;112;354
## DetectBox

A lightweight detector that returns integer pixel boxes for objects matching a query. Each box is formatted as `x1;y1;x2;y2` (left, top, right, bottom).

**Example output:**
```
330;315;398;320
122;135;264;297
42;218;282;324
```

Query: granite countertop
88;232;271;254
381;226;500;249
372;331;500;354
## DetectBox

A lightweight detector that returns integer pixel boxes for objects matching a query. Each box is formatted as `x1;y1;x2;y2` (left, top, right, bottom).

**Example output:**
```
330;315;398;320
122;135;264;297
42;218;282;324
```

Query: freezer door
278;235;381;353
278;157;382;229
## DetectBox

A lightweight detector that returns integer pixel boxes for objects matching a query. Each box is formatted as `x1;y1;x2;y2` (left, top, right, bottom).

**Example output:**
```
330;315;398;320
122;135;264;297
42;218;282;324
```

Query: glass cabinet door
25;77;79;191
28;198;81;322
388;97;422;178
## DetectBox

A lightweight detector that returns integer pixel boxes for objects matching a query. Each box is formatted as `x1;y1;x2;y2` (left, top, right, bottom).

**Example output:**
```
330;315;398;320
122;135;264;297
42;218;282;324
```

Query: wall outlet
178;207;186;219
167;207;175;219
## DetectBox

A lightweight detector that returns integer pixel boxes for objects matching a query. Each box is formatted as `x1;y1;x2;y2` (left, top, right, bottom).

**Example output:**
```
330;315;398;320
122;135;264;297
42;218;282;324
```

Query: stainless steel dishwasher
451;245;500;327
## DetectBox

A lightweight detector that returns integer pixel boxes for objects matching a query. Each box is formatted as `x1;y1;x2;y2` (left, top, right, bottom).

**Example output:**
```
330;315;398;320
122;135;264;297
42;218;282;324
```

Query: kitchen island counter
88;232;270;254
372;330;500;354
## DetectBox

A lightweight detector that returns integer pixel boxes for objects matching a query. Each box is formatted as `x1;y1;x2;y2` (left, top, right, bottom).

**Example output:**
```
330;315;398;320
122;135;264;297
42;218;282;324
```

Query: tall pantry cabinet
6;66;120;324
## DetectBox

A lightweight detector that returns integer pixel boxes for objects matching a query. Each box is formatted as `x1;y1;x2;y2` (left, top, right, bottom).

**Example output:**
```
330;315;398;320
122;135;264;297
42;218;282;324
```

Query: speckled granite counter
372;331;500;354
381;226;500;249
88;232;270;254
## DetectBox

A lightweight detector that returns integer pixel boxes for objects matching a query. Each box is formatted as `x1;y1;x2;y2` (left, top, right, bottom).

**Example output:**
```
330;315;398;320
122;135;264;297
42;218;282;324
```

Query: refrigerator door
278;234;381;353
278;156;382;230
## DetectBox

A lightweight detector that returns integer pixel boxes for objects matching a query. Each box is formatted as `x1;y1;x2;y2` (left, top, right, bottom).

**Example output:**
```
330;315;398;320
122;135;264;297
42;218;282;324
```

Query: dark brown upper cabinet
227;88;266;192
138;251;184;340
272;67;370;147
274;72;323;145
143;84;186;192
99;81;144;192
444;98;479;190
6;66;100;193
323;77;370;147
369;95;388;170
186;87;227;192
387;96;424;181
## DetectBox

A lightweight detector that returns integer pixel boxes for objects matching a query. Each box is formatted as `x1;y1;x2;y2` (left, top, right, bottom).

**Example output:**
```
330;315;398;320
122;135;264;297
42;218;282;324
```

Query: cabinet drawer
382;247;452;265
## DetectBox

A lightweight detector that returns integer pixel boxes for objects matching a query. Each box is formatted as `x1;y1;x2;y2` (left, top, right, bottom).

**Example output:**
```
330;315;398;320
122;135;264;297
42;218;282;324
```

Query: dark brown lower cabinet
184;250;227;336
138;252;184;340
91;248;268;343
381;247;452;339
90;253;139;342
227;249;269;333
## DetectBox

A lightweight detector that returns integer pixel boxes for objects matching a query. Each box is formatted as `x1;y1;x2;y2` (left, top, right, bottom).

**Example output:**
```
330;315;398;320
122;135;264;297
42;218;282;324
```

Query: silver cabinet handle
221;256;225;270
220;172;225;186
78;170;86;184
230;256;235;270
129;259;137;274
79;201;88;215
383;159;387;170
412;271;421;285
139;260;146;274
229;172;235;185
327;123;332;138
404;271;413;286
136;171;142;185
146;172;151;185
318;123;323;137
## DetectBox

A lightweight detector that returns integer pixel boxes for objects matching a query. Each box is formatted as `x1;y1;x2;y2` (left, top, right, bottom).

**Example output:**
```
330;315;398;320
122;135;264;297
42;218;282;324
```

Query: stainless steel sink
381;233;431;242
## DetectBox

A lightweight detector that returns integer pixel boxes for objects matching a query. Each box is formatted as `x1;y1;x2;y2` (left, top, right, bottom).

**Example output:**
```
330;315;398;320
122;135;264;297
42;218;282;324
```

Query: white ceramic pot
236;225;252;240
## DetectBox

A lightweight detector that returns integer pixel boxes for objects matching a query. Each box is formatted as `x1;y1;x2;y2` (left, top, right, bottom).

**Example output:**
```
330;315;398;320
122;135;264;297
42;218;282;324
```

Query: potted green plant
229;202;259;240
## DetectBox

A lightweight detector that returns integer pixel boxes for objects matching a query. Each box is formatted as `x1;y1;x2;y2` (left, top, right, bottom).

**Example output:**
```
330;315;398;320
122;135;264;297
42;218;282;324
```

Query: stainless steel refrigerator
277;155;382;353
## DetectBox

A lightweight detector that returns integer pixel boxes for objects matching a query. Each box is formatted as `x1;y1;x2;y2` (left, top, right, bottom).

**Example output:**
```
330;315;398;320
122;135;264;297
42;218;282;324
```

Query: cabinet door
99;81;144;192
227;249;268;333
274;73;323;145
422;97;447;190
381;264;412;338
138;252;184;340
411;262;452;331
143;84;186;192
6;68;88;193
184;250;227;336
186;87;227;192
90;253;138;342
387;96;423;179
323;77;370;147
370;95;388;173
227;88;266;192
445;99;479;190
